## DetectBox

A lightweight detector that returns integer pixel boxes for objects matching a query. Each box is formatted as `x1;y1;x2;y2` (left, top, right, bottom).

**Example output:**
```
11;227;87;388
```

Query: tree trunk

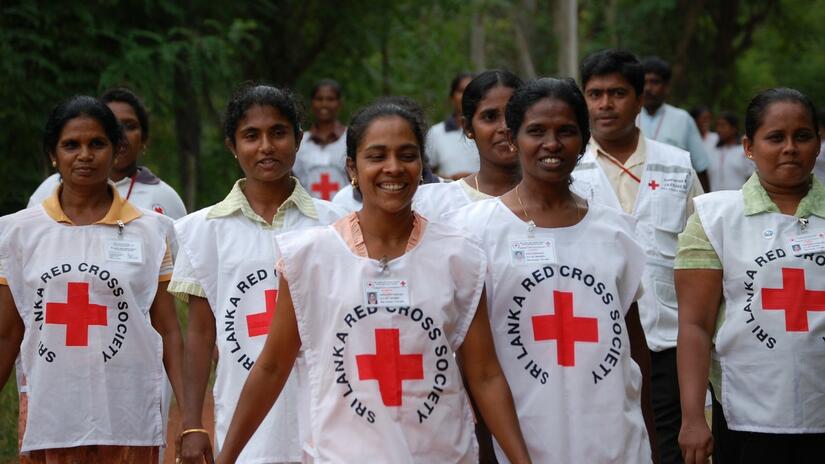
669;0;707;92
555;0;578;80
471;4;486;71
173;55;201;211
513;0;537;79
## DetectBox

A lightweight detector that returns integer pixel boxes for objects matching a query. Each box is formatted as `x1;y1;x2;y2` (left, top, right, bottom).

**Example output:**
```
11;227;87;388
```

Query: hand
177;430;214;464
678;419;713;464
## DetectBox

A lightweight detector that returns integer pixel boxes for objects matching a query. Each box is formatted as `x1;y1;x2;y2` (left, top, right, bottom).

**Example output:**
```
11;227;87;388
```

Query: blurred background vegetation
1;0;823;458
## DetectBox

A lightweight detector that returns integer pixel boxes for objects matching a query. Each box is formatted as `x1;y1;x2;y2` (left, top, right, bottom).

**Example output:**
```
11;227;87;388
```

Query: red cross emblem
648;180;660;190
356;328;424;406
762;268;825;332
45;282;108;347
311;173;340;200
246;289;278;337
532;290;599;366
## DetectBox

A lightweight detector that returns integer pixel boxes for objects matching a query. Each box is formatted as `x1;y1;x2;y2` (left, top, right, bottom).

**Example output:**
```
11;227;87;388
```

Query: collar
42;183;142;225
591;133;647;169
643;103;670;120
333;212;428;258
742;173;825;218
207;177;318;226
444;115;461;132
111;166;161;187
308;121;346;145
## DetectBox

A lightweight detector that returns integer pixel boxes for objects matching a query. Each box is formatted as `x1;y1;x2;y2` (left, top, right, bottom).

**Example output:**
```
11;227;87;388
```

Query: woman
414;69;523;220
27;88;187;219
215;101;531;463
0;95;184;462
707;111;754;191
692;105;718;159
449;78;654;462
292;79;348;201
426;71;478;180
172;84;344;464
677;88;825;464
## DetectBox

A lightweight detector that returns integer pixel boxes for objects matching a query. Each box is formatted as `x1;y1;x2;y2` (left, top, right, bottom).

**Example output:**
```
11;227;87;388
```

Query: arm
150;282;185;406
216;275;300;464
179;295;217;464
457;289;531;464
0;285;23;388
626;302;658;463
675;268;722;464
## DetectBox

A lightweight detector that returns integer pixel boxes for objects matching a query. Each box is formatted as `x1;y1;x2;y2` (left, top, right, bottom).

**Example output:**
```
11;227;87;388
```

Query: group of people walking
0;47;823;464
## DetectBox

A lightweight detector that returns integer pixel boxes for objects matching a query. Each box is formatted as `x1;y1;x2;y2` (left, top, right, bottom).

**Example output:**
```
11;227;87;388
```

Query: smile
377;182;407;192
539;156;563;167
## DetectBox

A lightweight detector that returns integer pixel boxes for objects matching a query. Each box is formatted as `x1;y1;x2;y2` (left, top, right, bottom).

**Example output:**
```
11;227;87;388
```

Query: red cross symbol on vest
356;328;424;406
311;173;340;200
648;180;660;190
762;267;825;332
532;290;599;366
246;289;278;337
45;282;108;347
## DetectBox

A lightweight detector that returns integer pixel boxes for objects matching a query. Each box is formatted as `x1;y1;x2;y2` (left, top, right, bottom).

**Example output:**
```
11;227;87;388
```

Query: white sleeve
27;174;61;208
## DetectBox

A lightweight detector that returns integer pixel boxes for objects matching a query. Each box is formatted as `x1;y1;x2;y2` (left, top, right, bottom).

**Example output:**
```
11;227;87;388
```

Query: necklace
515;184;583;234
515;185;536;233
474;174;481;193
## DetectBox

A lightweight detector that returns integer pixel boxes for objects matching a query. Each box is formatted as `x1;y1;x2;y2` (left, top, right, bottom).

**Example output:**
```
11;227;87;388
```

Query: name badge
510;238;556;265
105;239;143;263
787;232;825;256
364;279;410;307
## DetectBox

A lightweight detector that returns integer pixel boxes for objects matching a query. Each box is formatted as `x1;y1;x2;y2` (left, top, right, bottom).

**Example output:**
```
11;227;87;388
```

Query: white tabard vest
174;199;344;463
0;207;173;452
572;138;694;351
695;191;825;433
275;219;486;463
293;132;349;201
413;180;487;222
449;199;651;463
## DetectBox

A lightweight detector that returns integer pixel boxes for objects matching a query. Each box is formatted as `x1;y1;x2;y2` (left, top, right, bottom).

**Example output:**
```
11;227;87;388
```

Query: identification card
364;279;411;307
787;232;825;256
510;238;556;265
105;239;143;263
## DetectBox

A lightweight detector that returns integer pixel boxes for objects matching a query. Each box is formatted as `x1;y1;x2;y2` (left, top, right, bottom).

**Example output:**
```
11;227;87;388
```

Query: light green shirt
168;178;317;301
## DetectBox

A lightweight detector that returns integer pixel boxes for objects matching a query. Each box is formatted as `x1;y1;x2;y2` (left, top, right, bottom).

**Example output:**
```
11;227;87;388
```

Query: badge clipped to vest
364;279;411;307
105;220;143;263
510;237;556;265
787;231;825;256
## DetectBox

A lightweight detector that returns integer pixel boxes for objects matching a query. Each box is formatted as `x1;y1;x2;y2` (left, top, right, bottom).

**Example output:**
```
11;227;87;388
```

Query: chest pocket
654;190;688;258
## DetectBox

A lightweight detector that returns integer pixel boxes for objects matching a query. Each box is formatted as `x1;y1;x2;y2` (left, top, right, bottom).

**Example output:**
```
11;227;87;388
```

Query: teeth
539;157;562;166
379;183;405;191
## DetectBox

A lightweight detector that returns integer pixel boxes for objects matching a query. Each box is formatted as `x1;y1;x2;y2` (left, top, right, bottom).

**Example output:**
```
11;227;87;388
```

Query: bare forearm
182;328;215;428
468;373;531;464
218;359;293;463
0;337;20;388
677;324;712;423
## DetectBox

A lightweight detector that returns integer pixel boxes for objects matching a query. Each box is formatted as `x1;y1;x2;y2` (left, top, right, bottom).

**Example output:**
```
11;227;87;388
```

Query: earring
509;145;517;153
351;177;358;188
51;160;57;168
419;175;424;184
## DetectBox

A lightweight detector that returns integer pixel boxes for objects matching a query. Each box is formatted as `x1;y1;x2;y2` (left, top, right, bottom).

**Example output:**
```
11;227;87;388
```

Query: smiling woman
169;83;345;464
214;101;532;464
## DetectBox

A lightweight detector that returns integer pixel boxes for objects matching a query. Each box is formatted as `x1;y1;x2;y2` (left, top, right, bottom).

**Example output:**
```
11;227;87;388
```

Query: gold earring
351;177;358;187
51;160;57;168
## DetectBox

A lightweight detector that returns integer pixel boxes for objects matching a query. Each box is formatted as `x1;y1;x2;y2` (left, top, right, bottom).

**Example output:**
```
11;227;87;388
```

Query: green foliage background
1;0;824;459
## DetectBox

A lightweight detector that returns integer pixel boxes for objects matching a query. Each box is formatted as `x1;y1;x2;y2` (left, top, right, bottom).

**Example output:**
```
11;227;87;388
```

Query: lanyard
125;173;137;200
637;106;667;140
603;155;641;183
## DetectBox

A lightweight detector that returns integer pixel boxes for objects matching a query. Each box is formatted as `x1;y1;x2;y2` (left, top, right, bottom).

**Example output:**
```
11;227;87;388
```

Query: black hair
449;71;475;96
744;87;819;140
580;49;644;96
100;87;150;141
716;111;740;147
43;95;125;159
223;83;303;144
689;105;711;121
505;78;590;155
311;78;342;99
641;56;672;82
461;69;523;134
346;101;427;164
817;107;825;129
